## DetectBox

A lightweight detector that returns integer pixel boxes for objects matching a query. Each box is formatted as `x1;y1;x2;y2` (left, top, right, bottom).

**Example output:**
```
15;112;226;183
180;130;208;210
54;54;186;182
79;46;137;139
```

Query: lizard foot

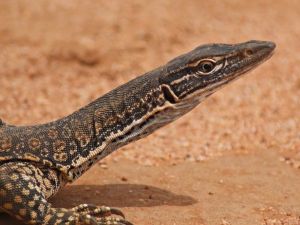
72;204;125;218
0;163;134;225
73;204;133;225
79;215;134;225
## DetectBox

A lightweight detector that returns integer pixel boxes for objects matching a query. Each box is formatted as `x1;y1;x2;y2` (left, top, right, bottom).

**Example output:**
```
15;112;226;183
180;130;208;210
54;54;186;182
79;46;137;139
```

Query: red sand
0;1;299;224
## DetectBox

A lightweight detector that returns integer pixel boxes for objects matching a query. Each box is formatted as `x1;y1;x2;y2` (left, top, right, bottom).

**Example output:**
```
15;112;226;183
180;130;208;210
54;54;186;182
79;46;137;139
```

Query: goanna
0;40;275;225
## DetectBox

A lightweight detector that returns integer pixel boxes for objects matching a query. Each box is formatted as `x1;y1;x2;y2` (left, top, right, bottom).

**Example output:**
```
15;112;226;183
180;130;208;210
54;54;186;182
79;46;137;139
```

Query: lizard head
159;40;275;106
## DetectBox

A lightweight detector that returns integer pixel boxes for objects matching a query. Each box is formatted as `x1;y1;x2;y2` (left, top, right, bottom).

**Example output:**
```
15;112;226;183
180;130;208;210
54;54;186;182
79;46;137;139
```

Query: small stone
99;163;108;169
121;177;128;182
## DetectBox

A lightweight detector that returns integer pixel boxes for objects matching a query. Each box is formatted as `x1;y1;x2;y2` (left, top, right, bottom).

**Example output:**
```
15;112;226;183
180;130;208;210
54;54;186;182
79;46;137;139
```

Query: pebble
121;177;128;182
99;163;108;169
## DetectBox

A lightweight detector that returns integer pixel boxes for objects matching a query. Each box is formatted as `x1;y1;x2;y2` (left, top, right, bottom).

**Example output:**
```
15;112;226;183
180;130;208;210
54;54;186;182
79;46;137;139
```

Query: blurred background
0;1;299;225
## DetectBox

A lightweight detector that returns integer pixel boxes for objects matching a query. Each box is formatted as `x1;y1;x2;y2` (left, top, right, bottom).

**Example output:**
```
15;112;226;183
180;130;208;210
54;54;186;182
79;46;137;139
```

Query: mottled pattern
0;40;275;224
0;162;132;225
0;70;166;180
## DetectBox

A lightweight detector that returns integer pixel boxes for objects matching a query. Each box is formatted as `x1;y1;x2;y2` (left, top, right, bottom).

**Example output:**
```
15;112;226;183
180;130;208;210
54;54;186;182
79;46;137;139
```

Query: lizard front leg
0;162;132;225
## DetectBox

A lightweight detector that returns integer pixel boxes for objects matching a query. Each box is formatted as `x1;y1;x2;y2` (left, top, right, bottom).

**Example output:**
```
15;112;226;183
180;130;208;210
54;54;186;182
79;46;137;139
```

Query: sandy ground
0;0;299;224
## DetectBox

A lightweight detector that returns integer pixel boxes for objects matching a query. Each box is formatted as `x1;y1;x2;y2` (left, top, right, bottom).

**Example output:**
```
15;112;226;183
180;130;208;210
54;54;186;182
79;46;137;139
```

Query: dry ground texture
0;1;299;225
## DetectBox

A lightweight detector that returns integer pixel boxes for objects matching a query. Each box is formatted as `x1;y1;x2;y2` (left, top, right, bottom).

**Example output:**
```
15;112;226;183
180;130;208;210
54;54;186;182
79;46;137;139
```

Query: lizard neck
65;68;169;180
65;67;202;181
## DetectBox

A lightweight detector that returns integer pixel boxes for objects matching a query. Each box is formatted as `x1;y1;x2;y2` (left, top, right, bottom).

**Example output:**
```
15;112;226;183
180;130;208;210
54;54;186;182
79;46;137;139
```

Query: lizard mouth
217;41;276;85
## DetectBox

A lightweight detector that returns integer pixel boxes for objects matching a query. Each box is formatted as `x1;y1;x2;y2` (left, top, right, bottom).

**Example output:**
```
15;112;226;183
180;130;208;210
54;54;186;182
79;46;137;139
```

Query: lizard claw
90;206;126;219
80;215;134;225
75;204;131;224
96;217;134;225
72;204;125;218
109;207;125;218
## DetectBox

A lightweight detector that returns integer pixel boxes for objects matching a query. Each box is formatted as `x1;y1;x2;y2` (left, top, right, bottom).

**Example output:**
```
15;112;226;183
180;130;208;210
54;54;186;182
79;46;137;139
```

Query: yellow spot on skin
42;159;53;167
21;174;30;181
22;188;30;196
33;194;39;201
44;179;51;188
24;153;40;162
19;208;27;217
3;203;13;210
30;211;37;219
11;174;19;181
44;215;52;223
0;156;11;160
14;195;22;203
57;212;65;218
28;201;35;207
4;183;13;190
28;182;35;190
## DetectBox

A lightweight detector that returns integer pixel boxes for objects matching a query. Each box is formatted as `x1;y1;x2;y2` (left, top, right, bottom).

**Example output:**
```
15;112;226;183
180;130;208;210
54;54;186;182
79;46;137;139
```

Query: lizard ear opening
161;85;178;104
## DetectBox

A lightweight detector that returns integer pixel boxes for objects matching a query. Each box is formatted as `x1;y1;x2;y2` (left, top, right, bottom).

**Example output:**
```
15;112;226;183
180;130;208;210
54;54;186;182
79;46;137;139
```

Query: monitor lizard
0;40;275;225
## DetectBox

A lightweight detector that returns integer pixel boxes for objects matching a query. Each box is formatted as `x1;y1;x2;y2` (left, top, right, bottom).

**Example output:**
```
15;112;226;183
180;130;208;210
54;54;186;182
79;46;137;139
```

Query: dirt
0;1;299;225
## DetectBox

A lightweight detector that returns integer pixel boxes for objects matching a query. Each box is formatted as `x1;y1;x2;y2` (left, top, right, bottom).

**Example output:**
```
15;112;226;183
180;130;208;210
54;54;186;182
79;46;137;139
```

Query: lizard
0;40;275;225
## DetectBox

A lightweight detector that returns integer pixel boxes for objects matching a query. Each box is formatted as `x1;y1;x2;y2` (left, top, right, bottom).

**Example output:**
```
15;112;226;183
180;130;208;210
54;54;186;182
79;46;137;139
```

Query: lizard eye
244;49;254;56
198;60;216;74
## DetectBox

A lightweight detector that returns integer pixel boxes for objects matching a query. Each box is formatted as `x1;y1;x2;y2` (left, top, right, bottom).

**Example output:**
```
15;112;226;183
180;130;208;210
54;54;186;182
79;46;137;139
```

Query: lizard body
0;40;275;224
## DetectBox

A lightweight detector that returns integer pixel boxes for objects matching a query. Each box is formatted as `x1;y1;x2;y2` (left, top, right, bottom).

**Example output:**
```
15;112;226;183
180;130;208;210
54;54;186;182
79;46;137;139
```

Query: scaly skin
0;40;275;224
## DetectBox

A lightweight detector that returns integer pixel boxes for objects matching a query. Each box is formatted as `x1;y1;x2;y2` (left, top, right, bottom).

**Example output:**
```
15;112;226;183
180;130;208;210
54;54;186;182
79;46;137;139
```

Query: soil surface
0;1;299;225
